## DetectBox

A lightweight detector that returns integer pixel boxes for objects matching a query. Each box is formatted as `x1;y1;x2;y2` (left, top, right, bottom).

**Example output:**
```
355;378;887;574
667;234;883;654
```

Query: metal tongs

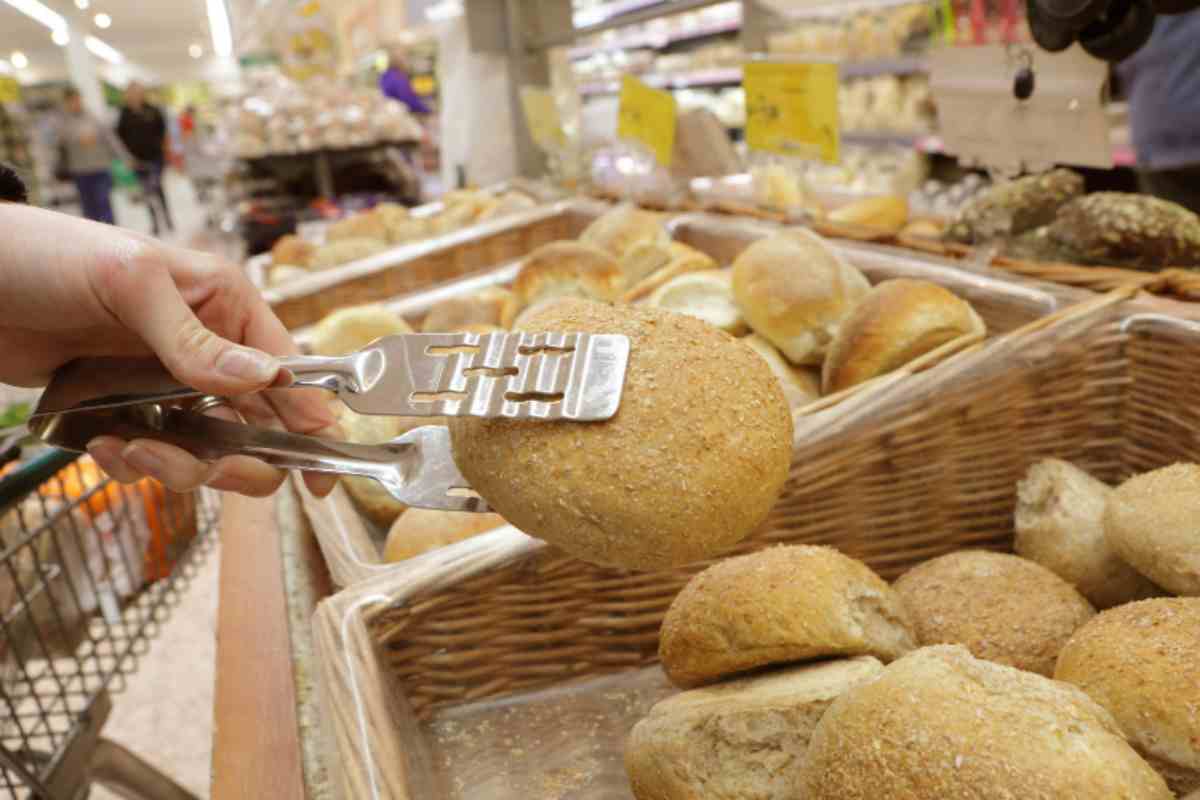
26;331;630;512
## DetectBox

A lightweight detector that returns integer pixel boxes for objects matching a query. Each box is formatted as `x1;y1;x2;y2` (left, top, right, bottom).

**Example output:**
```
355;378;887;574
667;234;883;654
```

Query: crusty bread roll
893;550;1095;676
383;509;506;563
309;305;412;357
337;410;410;525
476;191;536;221
826;194;909;234
1056;598;1200;796
449;299;793;571
742;335;821;410
309;238;388;270
1016;459;1159;609
267;264;308;286
385;215;431;245
1106;463;1200;596
646;270;745;334
430;199;481;234
420;288;516;333
623;242;718;303
578;203;670;261
327;209;389;242
270;234;315;268
821;279;985;394
731;230;870;365
660;545;915;688
802;645;1172;799
510;241;624;313
626;656;884;800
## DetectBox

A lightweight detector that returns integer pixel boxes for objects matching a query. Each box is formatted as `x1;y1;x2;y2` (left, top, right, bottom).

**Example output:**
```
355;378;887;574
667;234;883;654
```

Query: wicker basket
296;210;1076;589
311;283;1200;799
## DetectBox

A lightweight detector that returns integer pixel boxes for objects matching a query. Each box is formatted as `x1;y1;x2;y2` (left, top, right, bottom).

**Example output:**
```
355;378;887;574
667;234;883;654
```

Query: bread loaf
510;241;624;312
1048;193;1200;269
309;305;412;357
742;335;821;411
1105;463;1200;595
801;645;1172;799
383;509;506;562
449;299;793;571
420;288;516;333
893;550;1095;676
625;657;884;800
659;545;915;688
270;234;315;268
731;230;870;365
945;168;1084;244
578;204;670;261
646;270;745;334
1015;459;1159;608
1055;598;1200;796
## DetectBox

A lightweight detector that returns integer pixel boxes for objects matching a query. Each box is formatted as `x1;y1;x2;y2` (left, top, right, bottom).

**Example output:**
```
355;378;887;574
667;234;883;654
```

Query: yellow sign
617;75;676;167
520;87;566;151
744;62;840;163
0;77;20;105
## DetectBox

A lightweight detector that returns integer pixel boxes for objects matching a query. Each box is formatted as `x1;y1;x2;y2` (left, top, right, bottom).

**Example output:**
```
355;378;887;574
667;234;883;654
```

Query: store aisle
111;169;209;244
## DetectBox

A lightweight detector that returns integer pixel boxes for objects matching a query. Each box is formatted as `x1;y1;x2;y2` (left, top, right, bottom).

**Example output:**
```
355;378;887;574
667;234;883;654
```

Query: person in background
116;81;174;235
0;102;37;206
57;87;128;225
1118;11;1200;214
380;48;432;115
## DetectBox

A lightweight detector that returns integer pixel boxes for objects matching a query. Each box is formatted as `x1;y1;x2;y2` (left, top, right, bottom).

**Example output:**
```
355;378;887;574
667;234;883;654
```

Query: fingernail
122;444;164;478
216;346;278;385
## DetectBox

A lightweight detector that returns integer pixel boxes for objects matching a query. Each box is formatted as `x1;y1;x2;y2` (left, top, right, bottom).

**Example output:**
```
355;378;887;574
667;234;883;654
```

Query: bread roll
309;238;388;270
327;209;389;242
660;545;915;688
309;305;412;357
578;203;670;260
1106;463;1200;595
420;288;516;333
623;242;718;302
625;657;884;800
731;230;870;365
510;241;624;312
383;509;506;562
476;191;536;221
449;299;793;571
337;410;410;525
270;234;315;268
893;550;1095;676
742;335;821;410
385;215;431;245
827;195;909;234
900;217;946;239
821;279;985;394
646;270;745;334
1056;598;1200;796
267;265;308;286
801;645;1172;799
1015;459;1159;609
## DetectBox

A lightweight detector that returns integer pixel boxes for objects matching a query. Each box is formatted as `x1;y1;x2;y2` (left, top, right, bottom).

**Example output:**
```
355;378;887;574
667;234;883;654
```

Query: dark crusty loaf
1047;192;1200;269
945;168;1084;244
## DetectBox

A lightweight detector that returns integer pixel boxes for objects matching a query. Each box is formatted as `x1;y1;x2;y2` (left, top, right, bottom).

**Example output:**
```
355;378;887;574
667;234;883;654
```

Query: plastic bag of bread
308;238;387;271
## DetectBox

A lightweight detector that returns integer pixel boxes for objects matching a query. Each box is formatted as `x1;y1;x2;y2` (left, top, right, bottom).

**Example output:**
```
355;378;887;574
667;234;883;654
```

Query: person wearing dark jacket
116;81;174;235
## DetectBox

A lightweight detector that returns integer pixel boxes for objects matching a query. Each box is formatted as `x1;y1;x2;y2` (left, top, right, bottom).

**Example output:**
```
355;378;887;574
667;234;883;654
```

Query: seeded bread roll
1048;193;1200;270
742;335;821;411
309;305;412;357
1056;598;1200;796
1015;459;1159;608
893;550;1095;676
420;288;517;333
645;270;745;334
309;238;388;270
660;545;916;688
449;299;793;571
326;209;389;242
731;230;871;365
270;234;315;268
821;279;985;394
578;204;670;261
383;509;506;563
945;168;1084;244
802;645;1172;800
1105;463;1200;595
625;657;884;800
510;242;624;314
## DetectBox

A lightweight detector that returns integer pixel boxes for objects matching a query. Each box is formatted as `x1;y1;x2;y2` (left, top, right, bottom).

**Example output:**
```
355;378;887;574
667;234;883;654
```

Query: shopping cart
0;442;219;799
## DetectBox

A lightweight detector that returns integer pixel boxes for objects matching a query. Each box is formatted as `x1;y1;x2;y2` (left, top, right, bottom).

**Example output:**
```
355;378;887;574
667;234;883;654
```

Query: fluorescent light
10;51;27;69
75;0;88;7
85;35;122;64
0;0;66;30
0;60;10;75
424;0;462;21
94;12;111;28
206;0;233;58
189;43;203;58
51;28;69;45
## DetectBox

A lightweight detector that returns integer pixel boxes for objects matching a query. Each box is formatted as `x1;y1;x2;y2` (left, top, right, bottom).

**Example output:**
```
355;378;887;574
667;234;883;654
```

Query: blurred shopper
56;88;128;225
0;102;35;205
117;81;174;235
380;49;431;115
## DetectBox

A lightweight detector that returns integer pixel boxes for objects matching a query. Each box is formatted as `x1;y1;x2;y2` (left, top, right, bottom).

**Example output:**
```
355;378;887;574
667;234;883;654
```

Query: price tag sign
519;86;566;151
744;62;839;163
617;75;676;167
0;78;20;105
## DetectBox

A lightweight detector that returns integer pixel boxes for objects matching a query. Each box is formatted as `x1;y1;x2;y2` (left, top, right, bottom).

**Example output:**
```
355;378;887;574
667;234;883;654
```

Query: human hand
0;203;338;498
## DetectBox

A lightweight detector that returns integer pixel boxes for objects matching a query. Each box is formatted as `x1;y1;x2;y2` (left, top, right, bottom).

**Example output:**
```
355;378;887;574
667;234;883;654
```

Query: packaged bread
1105;463;1200;595
742;335;821;410
509;241;624;315
449;299;793;571
660;545;915;688
383;509;506;562
645;270;745;334
1015;459;1159;608
826;195;909;234
625;657;884;800
1056;598;1200;796
308;238;388;270
578;203;670;261
270;234;315;268
420;288;516;333
309;305;412;356
801;645;1172;799
1047;193;1200;269
326;209;389;242
893;550;1095;676
622;242;717;302
821;279;985;394
731;230;871;365
945;168;1084;244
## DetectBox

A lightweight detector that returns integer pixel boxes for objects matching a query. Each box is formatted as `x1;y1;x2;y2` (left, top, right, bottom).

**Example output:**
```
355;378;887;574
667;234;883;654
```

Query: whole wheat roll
801;645;1172;799
625;656;884;800
1105;463;1200;595
449;299;793;571
659;545;915;688
1055;598;1200;796
893;550;1095;676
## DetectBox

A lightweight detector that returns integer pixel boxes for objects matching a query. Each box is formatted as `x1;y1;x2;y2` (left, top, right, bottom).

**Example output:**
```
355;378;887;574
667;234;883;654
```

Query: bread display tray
310;282;1199;799
292;203;1083;590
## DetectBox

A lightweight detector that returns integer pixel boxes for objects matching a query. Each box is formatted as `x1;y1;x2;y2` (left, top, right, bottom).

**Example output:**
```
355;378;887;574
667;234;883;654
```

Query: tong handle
278;353;371;394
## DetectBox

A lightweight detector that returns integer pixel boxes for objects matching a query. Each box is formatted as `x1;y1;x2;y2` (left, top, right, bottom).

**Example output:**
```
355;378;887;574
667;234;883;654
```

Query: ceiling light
75;0;88;6
0;0;66;30
85;35;122;64
206;0;233;59
51;28;69;45
94;12;111;28
10;51;28;69
188;43;203;59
